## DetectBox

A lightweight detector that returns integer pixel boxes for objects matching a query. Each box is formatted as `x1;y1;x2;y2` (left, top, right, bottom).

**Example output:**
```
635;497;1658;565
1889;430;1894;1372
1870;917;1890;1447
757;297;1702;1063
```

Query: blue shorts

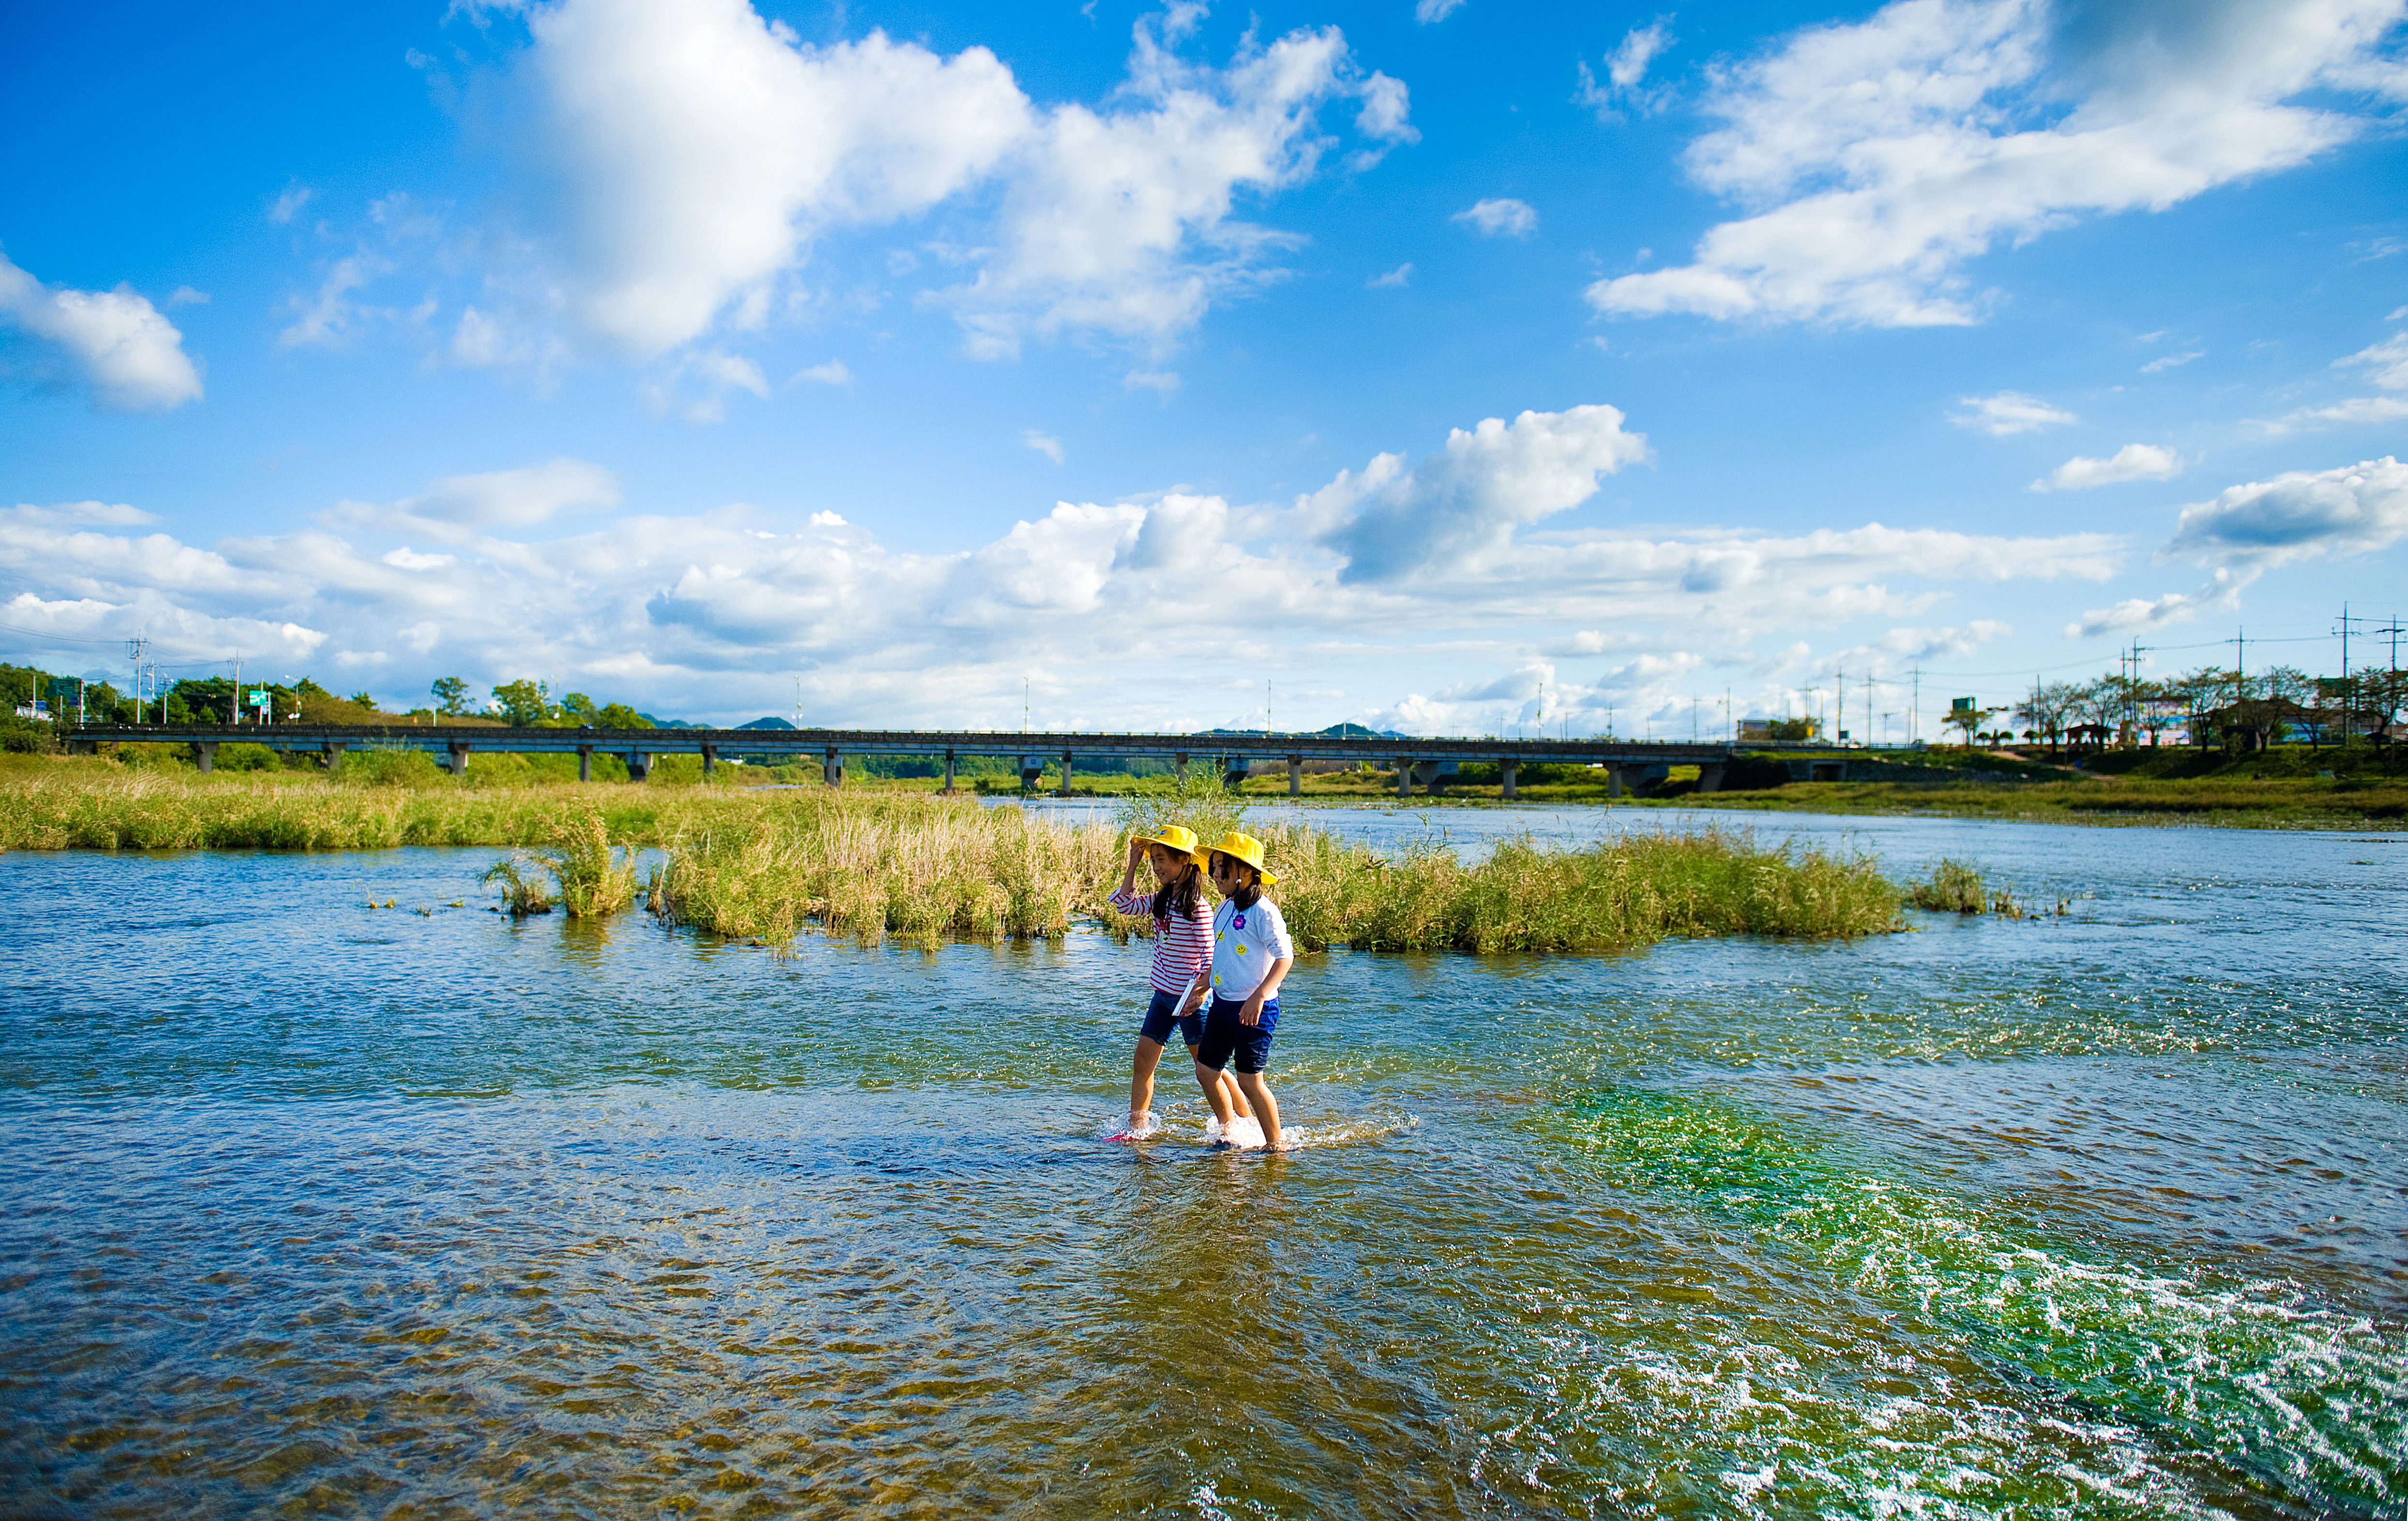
1137;989;1203;1048
1196;996;1279;1074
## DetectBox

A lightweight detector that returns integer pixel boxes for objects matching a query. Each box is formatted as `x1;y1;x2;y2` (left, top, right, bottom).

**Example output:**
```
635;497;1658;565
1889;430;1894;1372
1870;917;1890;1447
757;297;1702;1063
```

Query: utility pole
1864;671;1873;749
1909;665;1921;744
1023;676;1029;734
126;635;148;724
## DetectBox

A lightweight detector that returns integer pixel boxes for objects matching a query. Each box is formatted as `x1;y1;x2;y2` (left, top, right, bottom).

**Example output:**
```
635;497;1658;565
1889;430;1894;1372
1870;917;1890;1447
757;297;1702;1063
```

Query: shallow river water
4;808;2405;1518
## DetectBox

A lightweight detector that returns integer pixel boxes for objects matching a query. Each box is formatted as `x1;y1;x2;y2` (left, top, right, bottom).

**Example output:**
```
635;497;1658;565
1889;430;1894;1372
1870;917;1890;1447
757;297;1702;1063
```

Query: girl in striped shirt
1107;825;1257;1142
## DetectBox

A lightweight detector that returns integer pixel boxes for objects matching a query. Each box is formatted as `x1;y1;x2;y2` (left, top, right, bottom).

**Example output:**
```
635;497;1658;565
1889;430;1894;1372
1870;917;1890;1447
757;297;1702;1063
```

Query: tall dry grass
2;767;1904;951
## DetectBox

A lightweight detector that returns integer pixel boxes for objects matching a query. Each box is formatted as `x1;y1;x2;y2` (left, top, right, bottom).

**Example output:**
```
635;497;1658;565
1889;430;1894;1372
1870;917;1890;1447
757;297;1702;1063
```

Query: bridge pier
1697;760;1725;794
194;740;217;775
941;749;956;793
1061;749;1075;795
1605;764;1624;799
626;751;651;783
1395;757;1412;798
1174;753;1188;788
448;742;470;778
577;745;592;783
1500;758;1518;800
322;741;345;772
700;743;717;780
824;747;843;788
1287;754;1302;797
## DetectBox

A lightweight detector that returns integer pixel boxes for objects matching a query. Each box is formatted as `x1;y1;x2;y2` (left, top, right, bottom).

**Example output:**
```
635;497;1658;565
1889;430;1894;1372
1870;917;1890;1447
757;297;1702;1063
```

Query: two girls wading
1108;827;1295;1152
1107;825;1260;1146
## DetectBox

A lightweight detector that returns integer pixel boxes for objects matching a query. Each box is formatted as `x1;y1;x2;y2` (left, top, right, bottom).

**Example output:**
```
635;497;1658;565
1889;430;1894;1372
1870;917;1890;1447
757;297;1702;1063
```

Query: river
3;807;2403;1517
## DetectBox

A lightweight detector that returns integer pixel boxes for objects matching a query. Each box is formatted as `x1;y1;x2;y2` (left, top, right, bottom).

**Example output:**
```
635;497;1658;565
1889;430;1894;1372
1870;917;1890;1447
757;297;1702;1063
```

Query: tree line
1945;664;2408;753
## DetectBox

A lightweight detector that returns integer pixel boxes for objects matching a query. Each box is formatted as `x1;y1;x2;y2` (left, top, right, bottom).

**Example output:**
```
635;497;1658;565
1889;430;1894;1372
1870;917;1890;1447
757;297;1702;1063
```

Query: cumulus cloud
473;0;1410;367
2164;456;2408;568
0;251;204;410
1314;405;1651;580
511;0;1030;357
1453;198;1538;238
1414;0;1467;23
2032;443;2183;491
1023;430;1065;464
1369;263;1413;288
1950;390;2075;434
794;358;852;385
1587;0;2405;327
1;407;2139;726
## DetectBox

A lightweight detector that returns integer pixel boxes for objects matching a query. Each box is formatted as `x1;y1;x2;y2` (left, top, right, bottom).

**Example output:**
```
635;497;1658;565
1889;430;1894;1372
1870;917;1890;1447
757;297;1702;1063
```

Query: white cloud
794;358;853;385
1576;18;1676;120
644;350;770;423
269;2;1411;389
1414;0;1467;23
2287;396;2408;427
2032;443;2184;491
1023;429;1065;464
3;501;160;529
1313;405;1652;581
0;251;204;411
1950;390;2074;434
1123;369;1181;397
2065;584;2226;638
2338;328;2408;390
2165;455;2408;568
1368;262;1413;288
2139;349;2202;373
325;458;621;543
269;184;314;224
166;286;209;308
3;407;2137;724
1453;198;1538;238
1587;0;2404;327
2259;323;2408;430
514;0;1033;357
941;15;1398;359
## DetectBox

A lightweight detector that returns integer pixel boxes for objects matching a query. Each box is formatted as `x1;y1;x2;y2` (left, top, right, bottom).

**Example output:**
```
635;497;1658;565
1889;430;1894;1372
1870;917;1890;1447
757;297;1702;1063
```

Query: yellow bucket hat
1203;830;1278;886
1130;824;1206;866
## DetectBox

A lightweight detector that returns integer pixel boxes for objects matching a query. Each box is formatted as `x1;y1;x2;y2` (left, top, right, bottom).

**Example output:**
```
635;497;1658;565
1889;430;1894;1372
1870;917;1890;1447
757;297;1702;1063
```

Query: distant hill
1192;722;1402;739
738;716;796;730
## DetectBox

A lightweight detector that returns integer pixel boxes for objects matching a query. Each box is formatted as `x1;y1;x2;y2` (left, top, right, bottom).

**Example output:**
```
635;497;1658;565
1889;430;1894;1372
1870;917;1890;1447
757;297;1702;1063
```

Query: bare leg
1233;1070;1283;1149
1128;1036;1166;1124
1194;1059;1236;1126
1186;1045;1252;1119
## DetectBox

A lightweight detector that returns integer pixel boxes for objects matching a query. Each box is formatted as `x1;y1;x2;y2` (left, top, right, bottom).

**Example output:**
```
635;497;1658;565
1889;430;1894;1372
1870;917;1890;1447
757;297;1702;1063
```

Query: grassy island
0;756;1902;953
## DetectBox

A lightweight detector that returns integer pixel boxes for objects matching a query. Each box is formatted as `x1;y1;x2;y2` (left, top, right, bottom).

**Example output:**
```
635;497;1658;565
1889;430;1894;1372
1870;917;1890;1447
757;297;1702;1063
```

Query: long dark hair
1215;855;1262;912
1153;858;1203;923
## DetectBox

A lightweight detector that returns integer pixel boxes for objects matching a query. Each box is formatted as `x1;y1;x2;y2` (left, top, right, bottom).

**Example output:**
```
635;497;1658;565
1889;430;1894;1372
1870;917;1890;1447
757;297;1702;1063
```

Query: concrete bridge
69;723;1743;799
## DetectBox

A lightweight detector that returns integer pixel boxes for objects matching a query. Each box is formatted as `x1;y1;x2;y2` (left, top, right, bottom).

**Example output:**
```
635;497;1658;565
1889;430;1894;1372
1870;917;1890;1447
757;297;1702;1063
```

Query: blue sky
3;0;2404;736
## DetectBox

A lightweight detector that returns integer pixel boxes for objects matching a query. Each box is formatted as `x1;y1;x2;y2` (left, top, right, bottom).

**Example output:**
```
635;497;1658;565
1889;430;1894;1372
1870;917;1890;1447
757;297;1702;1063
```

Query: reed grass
482;856;556;916
2;766;1904;951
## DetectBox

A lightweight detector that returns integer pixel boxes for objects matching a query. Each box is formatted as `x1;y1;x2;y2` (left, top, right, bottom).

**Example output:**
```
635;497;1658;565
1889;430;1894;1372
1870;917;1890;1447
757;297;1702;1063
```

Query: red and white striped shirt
1108;886;1214;997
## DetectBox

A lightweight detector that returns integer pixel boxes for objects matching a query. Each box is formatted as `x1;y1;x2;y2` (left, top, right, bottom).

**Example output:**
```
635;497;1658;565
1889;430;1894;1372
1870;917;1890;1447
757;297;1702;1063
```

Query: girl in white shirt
1189;831;1295;1151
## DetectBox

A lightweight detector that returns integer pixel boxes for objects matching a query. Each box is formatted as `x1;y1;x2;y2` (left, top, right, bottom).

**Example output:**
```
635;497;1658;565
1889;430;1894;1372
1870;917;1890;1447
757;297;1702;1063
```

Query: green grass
2;762;1905;954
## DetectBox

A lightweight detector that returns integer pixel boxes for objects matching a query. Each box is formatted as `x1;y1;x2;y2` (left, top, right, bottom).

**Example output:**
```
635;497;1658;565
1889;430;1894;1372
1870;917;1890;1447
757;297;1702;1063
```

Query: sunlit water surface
4;808;2404;1518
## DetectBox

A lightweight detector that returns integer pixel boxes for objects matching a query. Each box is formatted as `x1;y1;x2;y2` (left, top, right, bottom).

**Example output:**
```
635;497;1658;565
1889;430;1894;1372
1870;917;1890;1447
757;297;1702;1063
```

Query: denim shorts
1137;989;1204;1048
1195;996;1279;1074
